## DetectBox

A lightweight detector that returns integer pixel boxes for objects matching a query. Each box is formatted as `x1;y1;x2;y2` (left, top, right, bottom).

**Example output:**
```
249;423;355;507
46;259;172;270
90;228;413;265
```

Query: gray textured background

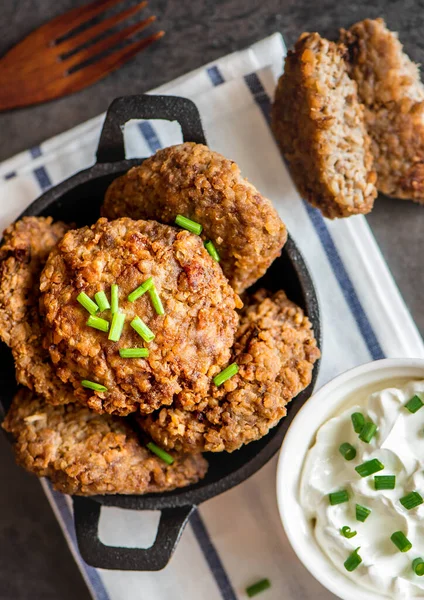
0;1;423;598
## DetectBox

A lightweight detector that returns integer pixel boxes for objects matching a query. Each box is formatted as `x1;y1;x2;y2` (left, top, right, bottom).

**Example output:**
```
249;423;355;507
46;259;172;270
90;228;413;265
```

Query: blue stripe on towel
33;166;52;191
47;484;111;600
207;66;225;86
243;73;272;123
138;119;238;600
303;202;384;359
4;171;16;180
241;70;384;360
190;510;237;600
138;121;162;153
30;146;42;159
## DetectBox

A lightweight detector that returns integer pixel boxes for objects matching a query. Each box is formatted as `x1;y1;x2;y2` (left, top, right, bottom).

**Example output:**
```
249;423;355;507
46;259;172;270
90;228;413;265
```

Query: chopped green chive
127;277;154;303
339;442;356;461
351;412;365;434
81;380;108;393
374;475;396;490
204;240;220;262
246;578;271;597
146;442;174;465
400;491;424;510
391;531;412;553
94;291;110;312
175;214;202;235
111;284;119;315
213;363;239;387
405;395;424;414
86;315;109;333
148;286;165;315
119;348;149;359
359;422;377;443
131;316;155;343
108;312;125;342
344;548;362;572
341;526;357;539
413;558;424;576
355;458;384;478
329;490;349;505
77;292;98;315
356;504;371;522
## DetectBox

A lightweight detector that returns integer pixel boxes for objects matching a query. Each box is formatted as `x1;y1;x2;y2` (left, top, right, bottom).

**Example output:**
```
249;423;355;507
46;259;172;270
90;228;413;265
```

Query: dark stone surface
0;0;423;597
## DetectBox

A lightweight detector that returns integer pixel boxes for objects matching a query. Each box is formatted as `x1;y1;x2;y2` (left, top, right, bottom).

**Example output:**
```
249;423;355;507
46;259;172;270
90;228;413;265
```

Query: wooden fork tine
46;0;125;40
63;15;156;71
56;1;148;55
63;31;164;93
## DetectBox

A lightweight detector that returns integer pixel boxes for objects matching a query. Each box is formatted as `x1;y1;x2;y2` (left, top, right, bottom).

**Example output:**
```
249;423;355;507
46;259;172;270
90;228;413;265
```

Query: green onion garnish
359;422;377;443
108;312;125;342
339;442;356;461
413;558;424;576
355;458;384;478
344;548;362;572
131;316;155;343
213;363;239;387
146;442;174;465
81;380;108;392
111;284;119;315
246;578;271;597
329;490;349;505
175;214;202;235
148;286;165;315
391;531;412;553
86;315;109;333
374;475;396;490
204;240;220;262
127;277;154;303
356;504;371;522
400;491;424;510
77;292;98;315
341;526;357;539
94;291;110;312
405;395;424;414
119;348;149;359
351;412;365;434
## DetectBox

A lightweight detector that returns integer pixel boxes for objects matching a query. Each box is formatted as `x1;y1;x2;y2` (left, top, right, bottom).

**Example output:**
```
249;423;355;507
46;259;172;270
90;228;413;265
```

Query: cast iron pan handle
73;497;195;571
96;94;207;163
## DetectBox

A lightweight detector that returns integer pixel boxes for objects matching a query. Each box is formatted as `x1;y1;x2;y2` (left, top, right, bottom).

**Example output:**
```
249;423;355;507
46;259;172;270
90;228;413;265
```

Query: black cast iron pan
0;94;321;571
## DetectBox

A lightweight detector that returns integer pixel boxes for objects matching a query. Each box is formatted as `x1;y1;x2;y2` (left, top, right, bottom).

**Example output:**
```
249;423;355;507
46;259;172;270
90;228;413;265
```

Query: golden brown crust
341;18;424;202
0;217;74;405
40;217;241;416
138;289;320;453
2;388;208;496
272;32;377;219
102;142;287;293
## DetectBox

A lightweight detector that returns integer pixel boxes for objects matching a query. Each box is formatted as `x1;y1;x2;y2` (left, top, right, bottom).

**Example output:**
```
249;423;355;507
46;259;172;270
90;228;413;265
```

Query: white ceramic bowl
276;358;424;600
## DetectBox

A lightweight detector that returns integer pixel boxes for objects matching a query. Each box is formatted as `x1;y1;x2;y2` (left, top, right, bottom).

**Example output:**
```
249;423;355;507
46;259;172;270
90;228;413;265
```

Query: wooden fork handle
96;94;207;163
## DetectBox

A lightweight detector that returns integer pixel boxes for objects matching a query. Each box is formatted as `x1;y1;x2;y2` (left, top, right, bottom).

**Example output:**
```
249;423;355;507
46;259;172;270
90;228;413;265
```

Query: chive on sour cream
300;380;424;599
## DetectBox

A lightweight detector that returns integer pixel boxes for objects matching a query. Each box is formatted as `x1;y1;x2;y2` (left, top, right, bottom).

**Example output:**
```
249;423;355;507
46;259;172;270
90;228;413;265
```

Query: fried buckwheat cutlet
102;142;287;294
272;32;377;219
0;217;74;405
2;388;208;495
40;218;241;416
341;18;424;202
138;289;320;453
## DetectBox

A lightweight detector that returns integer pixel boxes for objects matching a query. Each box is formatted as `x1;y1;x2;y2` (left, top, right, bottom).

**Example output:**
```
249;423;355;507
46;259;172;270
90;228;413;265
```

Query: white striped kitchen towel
0;33;423;600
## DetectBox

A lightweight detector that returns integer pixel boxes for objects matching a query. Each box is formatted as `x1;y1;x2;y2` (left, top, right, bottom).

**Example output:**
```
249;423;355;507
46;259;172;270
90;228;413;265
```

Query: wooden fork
0;0;164;111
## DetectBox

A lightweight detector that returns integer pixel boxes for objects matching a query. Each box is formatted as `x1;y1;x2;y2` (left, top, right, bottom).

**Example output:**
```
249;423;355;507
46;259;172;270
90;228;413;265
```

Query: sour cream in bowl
276;358;424;600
